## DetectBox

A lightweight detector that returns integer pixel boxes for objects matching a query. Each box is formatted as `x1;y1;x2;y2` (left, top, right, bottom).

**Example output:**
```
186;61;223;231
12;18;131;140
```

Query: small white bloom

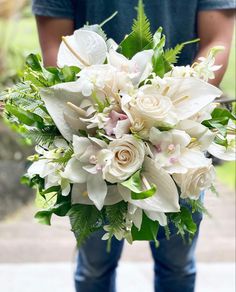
149;127;209;174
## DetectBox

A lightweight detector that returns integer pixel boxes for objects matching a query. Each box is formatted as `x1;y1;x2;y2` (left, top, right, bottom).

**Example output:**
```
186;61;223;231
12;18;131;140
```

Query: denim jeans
75;200;203;292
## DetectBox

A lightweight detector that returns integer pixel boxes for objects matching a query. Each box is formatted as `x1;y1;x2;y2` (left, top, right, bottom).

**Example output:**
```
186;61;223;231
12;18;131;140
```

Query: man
32;1;235;291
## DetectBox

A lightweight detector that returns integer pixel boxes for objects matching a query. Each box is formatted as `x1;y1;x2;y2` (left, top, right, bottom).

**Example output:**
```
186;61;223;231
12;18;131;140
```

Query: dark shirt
32;0;235;65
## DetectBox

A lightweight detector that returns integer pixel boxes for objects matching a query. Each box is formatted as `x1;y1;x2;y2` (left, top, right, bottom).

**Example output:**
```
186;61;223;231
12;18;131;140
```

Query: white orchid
177;120;216;151
118;157;180;213
27;144;71;196
62;135;113;209
107;49;154;85
149;127;210;174
193;46;224;81
57;29;107;68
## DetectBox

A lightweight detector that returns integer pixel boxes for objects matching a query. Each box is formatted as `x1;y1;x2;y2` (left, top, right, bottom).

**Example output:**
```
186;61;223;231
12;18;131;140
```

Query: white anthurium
57;29;107;68
144;210;167;226
190;103;217;123
71;183;122;205
177;120;216;151
62;135;113;210
118;157;180;213
107;49;154;85
207;135;236;161
41;82;96;141
102;134;146;183
162;77;222;121
121;85;178;138
173;162;216;200
149;127;209;174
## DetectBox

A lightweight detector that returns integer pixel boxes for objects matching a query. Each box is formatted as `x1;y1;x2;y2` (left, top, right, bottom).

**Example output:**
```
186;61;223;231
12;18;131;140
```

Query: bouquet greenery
1;0;235;249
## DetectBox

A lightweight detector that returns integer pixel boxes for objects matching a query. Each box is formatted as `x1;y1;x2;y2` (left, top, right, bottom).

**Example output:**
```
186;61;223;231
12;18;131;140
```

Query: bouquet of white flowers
1;0;235;248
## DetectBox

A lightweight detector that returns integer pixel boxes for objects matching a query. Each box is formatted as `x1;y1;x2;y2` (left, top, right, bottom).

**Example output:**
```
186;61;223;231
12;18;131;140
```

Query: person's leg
75;229;124;292
149;204;203;292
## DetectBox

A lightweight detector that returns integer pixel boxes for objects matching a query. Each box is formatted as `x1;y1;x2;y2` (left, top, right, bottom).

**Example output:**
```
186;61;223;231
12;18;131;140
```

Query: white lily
177;120;216;151
41;82;95;141
162;77;222;121
118;157;180;213
62;135;113;209
57;29;107;68
149;127;209;174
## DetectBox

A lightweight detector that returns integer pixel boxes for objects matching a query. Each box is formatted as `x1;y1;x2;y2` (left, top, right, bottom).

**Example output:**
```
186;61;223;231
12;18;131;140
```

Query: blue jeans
75;203;202;292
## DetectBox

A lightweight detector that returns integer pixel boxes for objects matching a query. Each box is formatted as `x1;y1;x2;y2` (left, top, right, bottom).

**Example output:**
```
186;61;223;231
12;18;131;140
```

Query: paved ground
0;180;235;291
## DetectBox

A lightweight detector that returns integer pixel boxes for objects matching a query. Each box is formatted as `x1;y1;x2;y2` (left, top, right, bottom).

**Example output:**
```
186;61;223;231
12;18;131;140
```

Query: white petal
144;210;167;226
166;77;222;120
114;119;131;138
131;49;154;84
71;183;122;206
41;82;87;141
118;157;180;213
179;149;210;169
208;143;236;161
57;29;107;68
63;157;87;183
87;173;107;210
130;206;143;230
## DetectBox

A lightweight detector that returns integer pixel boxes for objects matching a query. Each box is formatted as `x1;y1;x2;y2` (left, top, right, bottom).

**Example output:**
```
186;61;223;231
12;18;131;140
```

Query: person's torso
73;0;199;65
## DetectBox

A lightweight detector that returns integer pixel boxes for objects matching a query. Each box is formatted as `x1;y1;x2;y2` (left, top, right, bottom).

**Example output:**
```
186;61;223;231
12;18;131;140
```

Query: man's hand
35;16;74;67
195;9;235;86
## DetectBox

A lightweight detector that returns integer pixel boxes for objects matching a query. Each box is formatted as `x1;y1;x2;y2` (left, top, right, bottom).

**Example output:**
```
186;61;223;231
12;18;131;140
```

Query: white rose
122;85;178;137
173;163;216;199
103;135;145;183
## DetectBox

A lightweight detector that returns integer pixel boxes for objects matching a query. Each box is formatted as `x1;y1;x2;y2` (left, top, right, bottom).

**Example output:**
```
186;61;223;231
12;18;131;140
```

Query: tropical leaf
164;39;199;64
119;0;152;58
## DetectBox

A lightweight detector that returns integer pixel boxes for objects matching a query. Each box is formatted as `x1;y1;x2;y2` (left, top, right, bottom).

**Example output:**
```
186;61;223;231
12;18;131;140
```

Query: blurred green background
0;6;235;193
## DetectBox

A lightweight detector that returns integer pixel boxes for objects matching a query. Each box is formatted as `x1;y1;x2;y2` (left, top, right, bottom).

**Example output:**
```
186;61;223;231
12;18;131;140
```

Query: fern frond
164;39;200;64
132;0;152;48
119;0;152;58
69;204;104;246
24;126;60;146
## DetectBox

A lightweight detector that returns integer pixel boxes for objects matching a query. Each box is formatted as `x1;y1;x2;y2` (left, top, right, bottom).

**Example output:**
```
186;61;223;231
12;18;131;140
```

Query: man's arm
35;16;74;67
195;9;235;86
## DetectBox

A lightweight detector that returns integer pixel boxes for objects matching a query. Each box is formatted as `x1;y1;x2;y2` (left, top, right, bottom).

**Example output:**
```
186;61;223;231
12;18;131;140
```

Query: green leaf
26;54;43;71
168;206;197;240
202;118;227;137
121;170;156;200
131;213;159;245
119;0;152;58
164;39;200;64
35;211;52;225
211;107;236;121
69;204;104;246
35;195;71;225
5;104;44;128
